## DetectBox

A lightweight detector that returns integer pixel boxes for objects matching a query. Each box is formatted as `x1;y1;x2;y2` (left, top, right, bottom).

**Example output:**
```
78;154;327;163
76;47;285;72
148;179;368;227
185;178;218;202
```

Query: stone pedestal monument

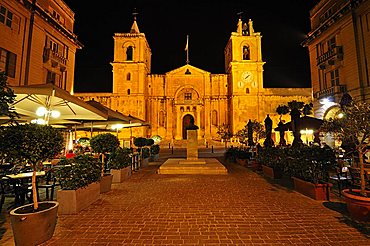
186;130;198;160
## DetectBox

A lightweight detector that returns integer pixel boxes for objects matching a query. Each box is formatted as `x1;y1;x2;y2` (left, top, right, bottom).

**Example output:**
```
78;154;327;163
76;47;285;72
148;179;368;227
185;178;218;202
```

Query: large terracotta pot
262;165;282;179
342;189;370;222
10;201;59;246
292;177;332;200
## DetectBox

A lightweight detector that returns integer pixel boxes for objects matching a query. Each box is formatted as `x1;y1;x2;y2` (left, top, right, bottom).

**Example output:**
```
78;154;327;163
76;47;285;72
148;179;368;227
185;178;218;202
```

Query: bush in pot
0;123;64;245
55;155;102;214
90;133;119;193
108;147;133;183
150;144;160;159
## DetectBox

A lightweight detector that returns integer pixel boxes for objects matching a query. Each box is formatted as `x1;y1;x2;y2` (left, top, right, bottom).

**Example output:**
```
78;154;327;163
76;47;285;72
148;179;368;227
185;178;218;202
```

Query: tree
0;71;19;124
217;123;233;148
276;100;313;146
250;120;265;145
0;124;63;210
320;101;370;196
90;133;120;176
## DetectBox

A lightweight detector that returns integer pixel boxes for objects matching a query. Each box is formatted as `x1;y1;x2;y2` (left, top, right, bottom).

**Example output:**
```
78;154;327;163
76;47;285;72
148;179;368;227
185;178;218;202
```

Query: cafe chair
329;166;352;197
37;169;59;201
0;175;15;211
348;167;370;191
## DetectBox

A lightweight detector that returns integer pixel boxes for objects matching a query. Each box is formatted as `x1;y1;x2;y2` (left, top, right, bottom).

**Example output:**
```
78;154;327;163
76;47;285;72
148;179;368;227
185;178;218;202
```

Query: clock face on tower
241;71;253;83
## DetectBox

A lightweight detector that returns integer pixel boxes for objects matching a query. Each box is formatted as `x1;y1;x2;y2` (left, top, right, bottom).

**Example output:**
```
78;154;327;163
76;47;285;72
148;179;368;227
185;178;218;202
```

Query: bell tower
111;13;151;120
225;17;265;132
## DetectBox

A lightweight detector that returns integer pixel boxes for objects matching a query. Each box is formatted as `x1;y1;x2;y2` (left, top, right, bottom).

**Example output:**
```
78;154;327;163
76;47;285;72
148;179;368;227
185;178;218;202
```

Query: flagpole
185;35;189;64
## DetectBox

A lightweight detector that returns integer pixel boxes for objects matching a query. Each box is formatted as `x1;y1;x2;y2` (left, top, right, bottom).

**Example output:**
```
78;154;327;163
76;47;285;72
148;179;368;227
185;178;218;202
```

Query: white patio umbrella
11;83;107;125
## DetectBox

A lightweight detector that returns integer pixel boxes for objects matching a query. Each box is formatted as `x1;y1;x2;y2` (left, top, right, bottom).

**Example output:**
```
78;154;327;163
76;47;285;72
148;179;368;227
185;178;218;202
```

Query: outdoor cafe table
6;171;45;206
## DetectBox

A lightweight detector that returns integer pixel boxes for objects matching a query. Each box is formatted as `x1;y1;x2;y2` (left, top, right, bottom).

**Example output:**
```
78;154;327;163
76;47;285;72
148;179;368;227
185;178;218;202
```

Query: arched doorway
182;114;194;139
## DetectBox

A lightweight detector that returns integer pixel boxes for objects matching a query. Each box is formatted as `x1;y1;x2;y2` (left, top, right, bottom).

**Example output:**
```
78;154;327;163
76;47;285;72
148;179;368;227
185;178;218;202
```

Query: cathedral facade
75;17;312;145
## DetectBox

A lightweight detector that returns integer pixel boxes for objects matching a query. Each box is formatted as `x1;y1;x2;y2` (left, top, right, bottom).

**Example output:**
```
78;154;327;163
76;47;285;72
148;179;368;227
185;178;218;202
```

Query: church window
127;89;131;95
159;111;165;127
126;46;133;61
127;72;131;81
242;45;250;60
212;110;218;126
184;93;192;100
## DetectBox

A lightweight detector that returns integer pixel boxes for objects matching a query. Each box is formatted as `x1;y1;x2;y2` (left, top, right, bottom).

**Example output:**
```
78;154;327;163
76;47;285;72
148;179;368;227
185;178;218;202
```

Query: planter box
111;166;132;183
57;182;100;215
236;158;248;166
292;177;332;201
100;174;113;193
262;165;282;179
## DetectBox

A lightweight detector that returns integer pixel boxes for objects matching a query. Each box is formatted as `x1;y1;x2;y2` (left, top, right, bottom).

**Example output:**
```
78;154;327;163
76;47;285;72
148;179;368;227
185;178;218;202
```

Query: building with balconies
0;0;82;92
303;0;370;119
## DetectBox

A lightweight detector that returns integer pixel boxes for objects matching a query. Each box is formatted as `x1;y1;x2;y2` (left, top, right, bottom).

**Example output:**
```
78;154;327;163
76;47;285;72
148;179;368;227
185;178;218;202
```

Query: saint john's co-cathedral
75;17;311;146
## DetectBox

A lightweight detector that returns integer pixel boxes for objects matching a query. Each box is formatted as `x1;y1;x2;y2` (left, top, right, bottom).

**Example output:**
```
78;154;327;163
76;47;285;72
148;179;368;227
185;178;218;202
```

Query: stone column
187;130;198;160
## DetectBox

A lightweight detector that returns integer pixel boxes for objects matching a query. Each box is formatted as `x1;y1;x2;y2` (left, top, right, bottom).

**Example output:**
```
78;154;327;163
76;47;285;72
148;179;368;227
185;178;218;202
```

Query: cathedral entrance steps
158;158;228;175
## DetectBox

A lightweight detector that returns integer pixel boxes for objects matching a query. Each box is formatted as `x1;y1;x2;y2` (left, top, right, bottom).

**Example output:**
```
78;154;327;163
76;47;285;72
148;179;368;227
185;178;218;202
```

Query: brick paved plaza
1;148;369;245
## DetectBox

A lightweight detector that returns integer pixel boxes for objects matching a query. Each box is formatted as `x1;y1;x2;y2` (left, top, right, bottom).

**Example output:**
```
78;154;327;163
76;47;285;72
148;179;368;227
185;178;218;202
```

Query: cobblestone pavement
1;148;369;245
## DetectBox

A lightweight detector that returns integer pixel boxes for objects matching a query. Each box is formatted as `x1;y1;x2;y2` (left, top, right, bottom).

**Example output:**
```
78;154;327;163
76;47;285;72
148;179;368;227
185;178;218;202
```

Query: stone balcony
317;46;343;66
314;85;347;99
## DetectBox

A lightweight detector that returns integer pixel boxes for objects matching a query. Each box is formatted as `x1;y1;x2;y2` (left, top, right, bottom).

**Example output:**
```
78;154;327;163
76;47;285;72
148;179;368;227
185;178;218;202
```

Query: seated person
65;149;76;159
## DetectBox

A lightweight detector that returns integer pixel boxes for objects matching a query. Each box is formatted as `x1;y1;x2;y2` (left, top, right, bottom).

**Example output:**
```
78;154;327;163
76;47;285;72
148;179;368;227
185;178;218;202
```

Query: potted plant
257;147;284;179
108;147;132;183
56;155;101;214
90;133;119;193
235;147;252;167
321;100;370;221
289;145;336;200
134;137;148;168
150;144;160;161
0;123;64;245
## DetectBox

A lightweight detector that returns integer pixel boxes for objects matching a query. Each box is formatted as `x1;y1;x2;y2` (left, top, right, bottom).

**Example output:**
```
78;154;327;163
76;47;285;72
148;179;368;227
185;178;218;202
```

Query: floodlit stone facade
76;18;312;145
303;0;370;119
0;0;81;92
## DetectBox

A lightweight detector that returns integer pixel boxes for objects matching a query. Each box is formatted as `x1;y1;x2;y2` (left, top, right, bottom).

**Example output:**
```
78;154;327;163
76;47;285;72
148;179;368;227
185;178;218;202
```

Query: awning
76;99;150;131
11;83;107;124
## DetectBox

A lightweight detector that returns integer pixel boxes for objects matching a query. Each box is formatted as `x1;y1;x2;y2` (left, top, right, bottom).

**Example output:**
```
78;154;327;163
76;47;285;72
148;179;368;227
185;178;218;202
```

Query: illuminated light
36;107;47;116
111;124;124;130
300;129;314;135
320;98;331;105
337;113;344;118
51;110;60;118
31;118;46;125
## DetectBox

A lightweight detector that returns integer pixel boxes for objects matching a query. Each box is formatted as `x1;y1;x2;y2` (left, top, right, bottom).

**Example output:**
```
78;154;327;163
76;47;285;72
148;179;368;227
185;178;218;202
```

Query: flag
185;35;189;51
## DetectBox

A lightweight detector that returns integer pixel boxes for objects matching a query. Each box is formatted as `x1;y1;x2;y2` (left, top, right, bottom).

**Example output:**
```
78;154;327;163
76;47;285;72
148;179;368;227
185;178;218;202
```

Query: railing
51;50;67;65
43;47;67;65
314;85;346;99
317;46;343;65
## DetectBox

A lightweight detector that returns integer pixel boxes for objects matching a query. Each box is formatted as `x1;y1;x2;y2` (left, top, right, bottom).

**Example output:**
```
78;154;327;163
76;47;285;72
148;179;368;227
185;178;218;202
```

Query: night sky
64;0;320;92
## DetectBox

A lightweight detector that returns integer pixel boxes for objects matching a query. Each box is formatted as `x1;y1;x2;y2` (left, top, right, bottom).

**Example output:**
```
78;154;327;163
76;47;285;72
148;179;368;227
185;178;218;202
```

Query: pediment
165;64;210;76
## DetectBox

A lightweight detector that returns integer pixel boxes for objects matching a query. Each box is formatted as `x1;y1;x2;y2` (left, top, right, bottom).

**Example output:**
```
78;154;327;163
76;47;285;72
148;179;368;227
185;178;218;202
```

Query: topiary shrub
56;155;101;190
108;147;132;169
0;124;63;210
150;144;160;156
90;133;119;175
